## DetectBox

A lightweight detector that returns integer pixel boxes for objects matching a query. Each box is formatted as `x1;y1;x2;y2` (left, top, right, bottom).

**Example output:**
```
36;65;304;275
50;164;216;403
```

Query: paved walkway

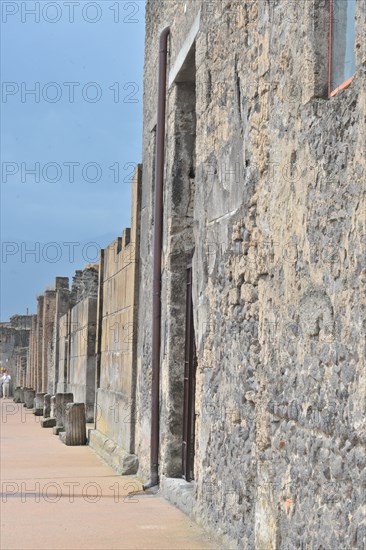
0;399;216;550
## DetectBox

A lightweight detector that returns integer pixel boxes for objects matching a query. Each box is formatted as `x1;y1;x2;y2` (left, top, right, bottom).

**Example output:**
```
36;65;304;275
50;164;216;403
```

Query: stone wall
90;165;142;473
67;295;97;421
21;269;99;421
57;310;70;394
10;315;32;330
15;348;28;387
136;1;366;548
0;317;32;393
41;290;57;393
30;278;71;394
56;268;98;421
0;325;17;389
4;2;365;547
51;278;71;394
26;315;37;388
35;296;44;392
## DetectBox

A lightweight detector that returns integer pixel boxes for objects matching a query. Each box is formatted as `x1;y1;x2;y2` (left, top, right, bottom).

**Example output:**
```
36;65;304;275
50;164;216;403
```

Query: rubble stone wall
136;1;366;548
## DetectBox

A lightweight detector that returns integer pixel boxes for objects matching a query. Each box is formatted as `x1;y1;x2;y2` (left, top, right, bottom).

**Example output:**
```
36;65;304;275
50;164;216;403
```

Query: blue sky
0;1;146;320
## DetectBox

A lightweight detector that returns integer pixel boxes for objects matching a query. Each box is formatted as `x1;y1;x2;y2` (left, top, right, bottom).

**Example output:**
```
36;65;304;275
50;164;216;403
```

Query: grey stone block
34;393;46;416
43;394;52;418
41;417;56;428
52;393;73;435
19;387;26;403
88;429;138;475
13;387;22;403
24;389;36;409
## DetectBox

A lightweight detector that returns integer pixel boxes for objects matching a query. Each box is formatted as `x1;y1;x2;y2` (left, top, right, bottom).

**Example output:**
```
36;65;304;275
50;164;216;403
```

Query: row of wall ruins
12;166;142;472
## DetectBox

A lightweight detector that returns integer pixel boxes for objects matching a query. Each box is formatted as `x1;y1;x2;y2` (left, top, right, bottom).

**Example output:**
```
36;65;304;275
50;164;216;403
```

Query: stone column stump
59;403;87;446
41;394;56;428
43;394;51;417
34;393;46;416
53;393;74;435
50;395;56;418
24;389;36;409
19;387;26;404
13;387;22;403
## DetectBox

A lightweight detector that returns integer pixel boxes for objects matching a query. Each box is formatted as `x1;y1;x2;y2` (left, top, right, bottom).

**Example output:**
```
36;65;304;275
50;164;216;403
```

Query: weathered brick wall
137;1;366;548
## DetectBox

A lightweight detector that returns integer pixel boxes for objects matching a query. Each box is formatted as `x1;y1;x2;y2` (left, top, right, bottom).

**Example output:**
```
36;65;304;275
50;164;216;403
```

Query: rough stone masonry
6;2;365;549
135;1;366;549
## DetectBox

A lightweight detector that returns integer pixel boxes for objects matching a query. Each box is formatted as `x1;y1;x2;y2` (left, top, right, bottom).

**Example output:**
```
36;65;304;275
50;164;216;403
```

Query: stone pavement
0;399;217;550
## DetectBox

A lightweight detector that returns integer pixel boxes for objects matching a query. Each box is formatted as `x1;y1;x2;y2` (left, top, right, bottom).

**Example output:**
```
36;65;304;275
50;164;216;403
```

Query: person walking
2;370;11;398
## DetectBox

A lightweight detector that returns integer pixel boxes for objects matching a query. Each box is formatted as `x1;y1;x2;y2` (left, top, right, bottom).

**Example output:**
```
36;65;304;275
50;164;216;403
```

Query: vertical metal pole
144;26;170;490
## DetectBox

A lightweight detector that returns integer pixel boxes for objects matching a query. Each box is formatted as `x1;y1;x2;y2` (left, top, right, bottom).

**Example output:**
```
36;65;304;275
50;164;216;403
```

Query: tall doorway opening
161;39;197;479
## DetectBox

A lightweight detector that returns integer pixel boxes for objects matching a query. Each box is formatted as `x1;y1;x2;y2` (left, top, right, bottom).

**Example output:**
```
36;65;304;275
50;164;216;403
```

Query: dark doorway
162;40;197;478
182;263;197;481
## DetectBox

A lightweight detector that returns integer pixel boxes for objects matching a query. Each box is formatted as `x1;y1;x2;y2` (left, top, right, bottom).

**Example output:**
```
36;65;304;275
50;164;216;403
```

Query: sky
0;0;146;321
